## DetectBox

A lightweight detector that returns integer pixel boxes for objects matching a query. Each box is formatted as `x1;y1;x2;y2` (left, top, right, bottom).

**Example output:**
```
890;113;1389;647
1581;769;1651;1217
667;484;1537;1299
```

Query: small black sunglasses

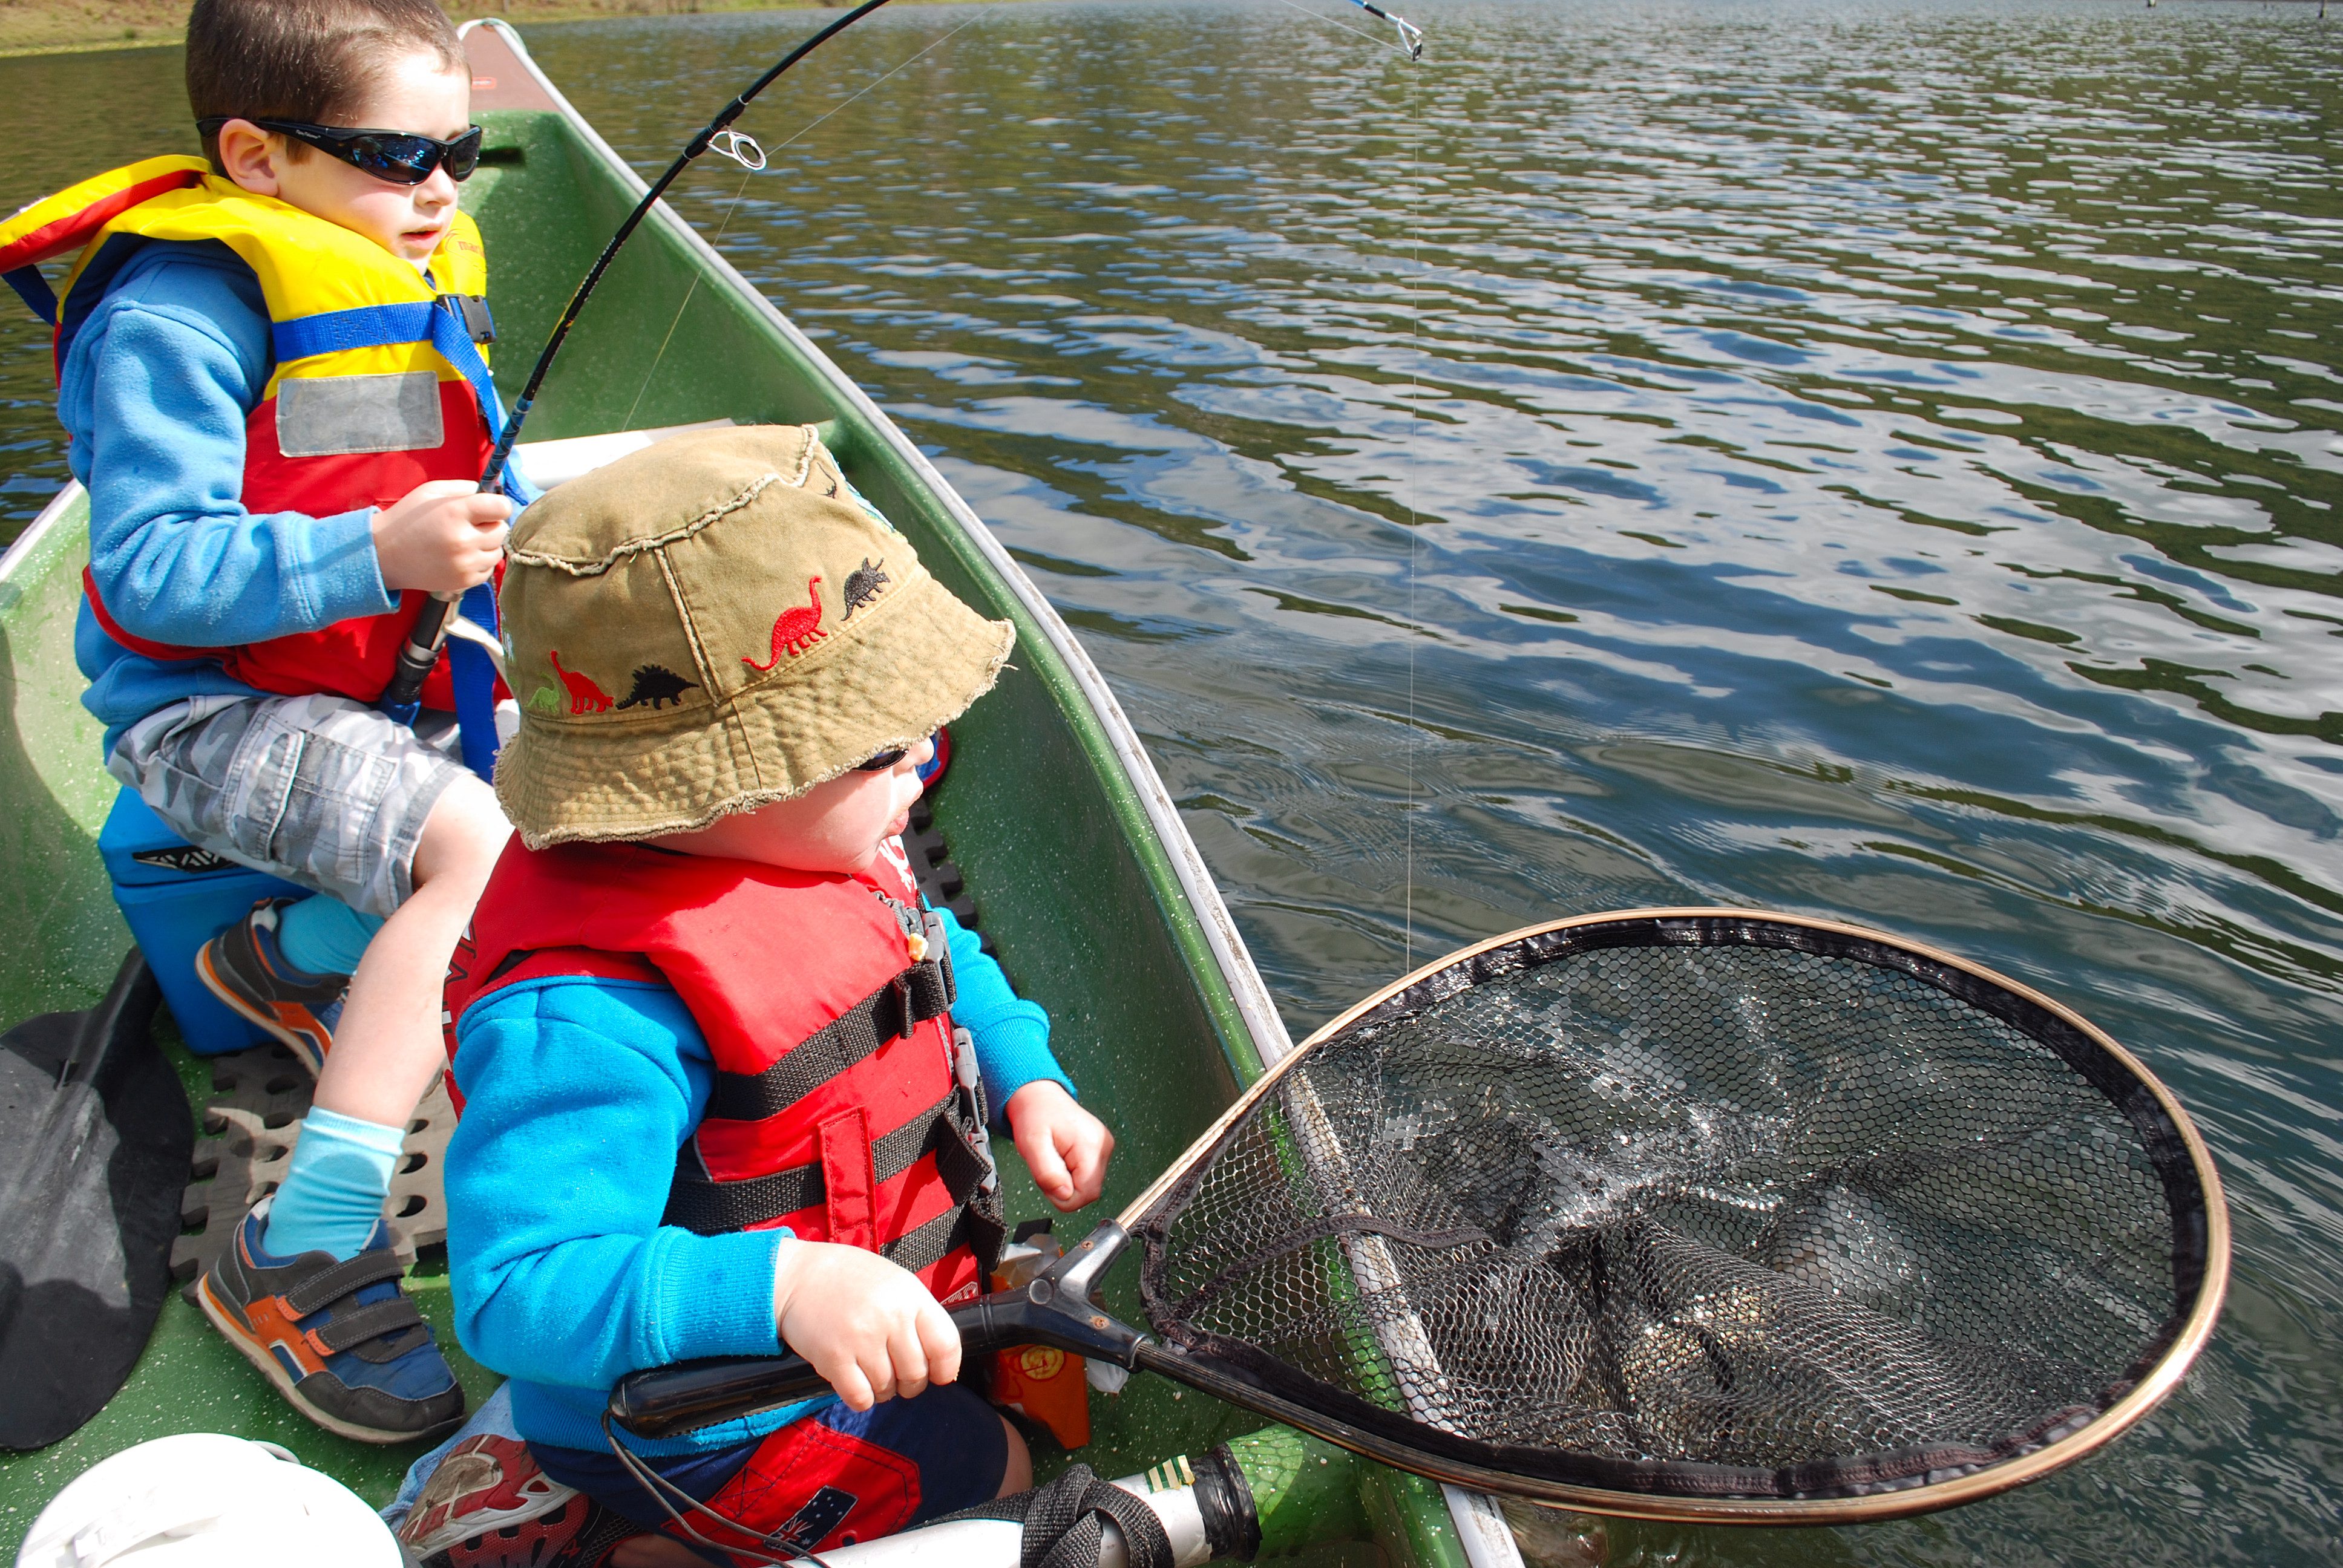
853;748;911;773
200;117;484;185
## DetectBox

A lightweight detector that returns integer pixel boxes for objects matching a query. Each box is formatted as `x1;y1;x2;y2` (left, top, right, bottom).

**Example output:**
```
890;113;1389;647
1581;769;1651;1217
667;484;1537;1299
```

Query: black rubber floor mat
171;1052;457;1296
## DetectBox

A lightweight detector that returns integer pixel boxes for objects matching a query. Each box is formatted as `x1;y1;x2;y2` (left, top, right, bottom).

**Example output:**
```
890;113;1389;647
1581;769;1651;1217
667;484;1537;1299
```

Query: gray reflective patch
276;371;445;457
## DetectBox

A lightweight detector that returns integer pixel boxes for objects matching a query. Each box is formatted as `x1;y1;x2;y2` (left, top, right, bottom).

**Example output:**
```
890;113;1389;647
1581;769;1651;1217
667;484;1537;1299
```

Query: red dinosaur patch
548;650;612;714
746;576;828;671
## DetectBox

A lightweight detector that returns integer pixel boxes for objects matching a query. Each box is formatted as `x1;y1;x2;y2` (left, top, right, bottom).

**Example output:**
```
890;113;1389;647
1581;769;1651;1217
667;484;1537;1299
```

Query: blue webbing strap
281;301;511;774
448;580;501;783
271;298;510;449
429;297;511;780
270;301;434;362
4;266;57;325
426;299;511;445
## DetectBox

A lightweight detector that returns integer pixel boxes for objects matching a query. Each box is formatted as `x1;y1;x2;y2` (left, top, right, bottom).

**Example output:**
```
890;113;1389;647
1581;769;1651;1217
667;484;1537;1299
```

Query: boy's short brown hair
186;0;467;172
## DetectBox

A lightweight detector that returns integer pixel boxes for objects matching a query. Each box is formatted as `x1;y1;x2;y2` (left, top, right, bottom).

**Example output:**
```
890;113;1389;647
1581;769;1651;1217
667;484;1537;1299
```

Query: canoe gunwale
0;479;84;586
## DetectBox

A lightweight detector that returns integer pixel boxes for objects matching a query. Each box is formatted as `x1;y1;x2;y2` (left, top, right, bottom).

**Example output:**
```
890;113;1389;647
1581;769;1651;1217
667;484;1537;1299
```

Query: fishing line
617;160;756;437
618;5;999;434
1270;0;1429;969
1401;25;1422;973
600;1413;840;1568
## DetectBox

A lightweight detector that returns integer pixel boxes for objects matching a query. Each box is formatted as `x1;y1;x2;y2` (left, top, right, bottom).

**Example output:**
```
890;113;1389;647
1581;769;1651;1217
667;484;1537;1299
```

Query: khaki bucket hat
492;423;1013;848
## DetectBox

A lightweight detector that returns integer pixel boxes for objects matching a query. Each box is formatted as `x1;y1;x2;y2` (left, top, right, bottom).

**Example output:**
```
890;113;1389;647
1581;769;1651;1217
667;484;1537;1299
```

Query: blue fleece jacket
56;238;531;752
444;903;1073;1455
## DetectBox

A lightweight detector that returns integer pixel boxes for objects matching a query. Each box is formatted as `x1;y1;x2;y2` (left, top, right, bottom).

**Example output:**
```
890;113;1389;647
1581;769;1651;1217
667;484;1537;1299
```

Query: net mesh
1135;920;2203;1500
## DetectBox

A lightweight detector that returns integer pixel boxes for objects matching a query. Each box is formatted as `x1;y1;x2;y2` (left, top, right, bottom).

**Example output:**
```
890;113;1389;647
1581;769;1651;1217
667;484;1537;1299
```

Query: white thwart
510;417;736;490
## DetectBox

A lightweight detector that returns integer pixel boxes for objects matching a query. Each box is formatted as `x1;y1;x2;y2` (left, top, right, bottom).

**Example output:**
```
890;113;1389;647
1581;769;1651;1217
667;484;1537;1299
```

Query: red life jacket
444;838;1004;1305
0;157;503;709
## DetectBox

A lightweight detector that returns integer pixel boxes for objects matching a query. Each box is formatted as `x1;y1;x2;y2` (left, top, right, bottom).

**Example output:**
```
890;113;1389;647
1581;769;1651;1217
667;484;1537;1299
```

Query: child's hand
373;479;511;593
771;1240;960;1411
1006;1080;1113;1212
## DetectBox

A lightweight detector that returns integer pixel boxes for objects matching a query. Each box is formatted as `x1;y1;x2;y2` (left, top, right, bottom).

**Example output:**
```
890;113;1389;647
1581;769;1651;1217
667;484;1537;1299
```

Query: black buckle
442;292;497;345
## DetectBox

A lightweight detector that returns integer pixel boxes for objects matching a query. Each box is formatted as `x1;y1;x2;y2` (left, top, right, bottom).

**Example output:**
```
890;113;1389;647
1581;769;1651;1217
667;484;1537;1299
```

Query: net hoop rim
1123;906;2230;1523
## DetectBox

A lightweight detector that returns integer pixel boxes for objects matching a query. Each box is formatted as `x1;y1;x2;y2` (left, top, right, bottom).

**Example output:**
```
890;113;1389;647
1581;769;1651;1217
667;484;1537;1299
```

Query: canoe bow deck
0;19;1516;1567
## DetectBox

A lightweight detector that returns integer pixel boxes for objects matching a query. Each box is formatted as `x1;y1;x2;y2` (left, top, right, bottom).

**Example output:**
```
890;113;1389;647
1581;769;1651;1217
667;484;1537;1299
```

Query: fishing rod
381;0;902;720
381;0;1428;720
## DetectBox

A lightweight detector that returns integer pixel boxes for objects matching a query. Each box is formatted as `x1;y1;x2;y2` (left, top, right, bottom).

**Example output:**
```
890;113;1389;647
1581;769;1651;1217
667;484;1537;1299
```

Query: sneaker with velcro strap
195;1197;465;1445
195;897;348;1076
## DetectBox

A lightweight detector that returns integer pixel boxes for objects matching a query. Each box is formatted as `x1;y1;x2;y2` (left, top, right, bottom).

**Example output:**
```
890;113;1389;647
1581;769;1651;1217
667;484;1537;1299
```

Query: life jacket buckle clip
441;292;497;345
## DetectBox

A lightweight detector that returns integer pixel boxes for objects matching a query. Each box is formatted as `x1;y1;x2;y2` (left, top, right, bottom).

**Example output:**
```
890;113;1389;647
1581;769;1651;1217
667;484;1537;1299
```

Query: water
2;2;2337;1561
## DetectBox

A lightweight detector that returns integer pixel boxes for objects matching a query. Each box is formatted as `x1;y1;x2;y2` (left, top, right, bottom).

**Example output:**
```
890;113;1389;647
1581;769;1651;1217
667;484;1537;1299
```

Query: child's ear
215;119;286;198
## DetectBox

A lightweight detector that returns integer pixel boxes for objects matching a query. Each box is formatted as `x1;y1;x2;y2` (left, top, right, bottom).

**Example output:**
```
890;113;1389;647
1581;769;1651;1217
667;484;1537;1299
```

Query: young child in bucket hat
440;423;1113;1564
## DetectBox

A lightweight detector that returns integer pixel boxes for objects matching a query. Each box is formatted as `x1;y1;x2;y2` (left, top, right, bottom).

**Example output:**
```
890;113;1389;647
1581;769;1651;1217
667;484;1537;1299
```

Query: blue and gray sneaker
196;897;347;1077
195;1197;465;1445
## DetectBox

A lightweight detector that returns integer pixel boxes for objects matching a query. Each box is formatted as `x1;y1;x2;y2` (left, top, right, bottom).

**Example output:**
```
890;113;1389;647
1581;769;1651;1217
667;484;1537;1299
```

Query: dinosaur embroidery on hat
744;576;827;671
548;651;612;714
841;558;890;621
527;684;559;714
615;664;700;710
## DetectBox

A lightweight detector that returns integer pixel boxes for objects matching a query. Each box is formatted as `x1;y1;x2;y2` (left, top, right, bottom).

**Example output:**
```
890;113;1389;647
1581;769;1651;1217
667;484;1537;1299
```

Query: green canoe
0;19;1522;1566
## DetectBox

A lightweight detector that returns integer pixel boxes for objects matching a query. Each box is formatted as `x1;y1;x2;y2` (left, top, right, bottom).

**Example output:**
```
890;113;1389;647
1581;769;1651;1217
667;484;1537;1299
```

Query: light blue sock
275;895;384;979
261;1106;406;1261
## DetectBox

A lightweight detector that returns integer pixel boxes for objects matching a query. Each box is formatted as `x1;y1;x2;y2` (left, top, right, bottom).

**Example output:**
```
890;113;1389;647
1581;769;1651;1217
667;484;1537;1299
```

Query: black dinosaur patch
841;558;890;621
614;664;700;710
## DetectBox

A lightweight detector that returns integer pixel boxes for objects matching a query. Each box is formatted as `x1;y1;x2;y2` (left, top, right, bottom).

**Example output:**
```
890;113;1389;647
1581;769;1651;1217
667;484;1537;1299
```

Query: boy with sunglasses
436;424;1113;1566
0;0;520;1443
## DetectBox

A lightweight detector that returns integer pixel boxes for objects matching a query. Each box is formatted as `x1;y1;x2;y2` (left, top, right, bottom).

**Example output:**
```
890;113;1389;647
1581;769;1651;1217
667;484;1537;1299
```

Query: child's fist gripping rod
377;479;505;724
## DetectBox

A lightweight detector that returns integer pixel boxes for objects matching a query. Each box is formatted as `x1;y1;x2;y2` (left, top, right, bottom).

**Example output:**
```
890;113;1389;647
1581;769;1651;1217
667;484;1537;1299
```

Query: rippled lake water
3;3;2338;1563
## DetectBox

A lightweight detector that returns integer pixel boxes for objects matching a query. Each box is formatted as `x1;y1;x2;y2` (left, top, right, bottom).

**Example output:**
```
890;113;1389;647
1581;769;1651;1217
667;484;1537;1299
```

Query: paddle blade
0;953;189;1451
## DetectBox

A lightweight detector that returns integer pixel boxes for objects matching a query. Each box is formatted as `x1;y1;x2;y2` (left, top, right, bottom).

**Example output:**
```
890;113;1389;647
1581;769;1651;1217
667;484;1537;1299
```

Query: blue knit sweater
444;903;1072;1454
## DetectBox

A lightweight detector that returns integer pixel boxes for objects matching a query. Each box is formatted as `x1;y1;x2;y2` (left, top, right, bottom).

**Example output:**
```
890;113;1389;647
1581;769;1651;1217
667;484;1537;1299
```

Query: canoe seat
97;789;302;1056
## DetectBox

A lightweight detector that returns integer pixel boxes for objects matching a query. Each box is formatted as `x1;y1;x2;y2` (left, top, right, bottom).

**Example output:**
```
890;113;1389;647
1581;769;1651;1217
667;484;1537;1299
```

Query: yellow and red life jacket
444;837;1005;1307
0;155;505;709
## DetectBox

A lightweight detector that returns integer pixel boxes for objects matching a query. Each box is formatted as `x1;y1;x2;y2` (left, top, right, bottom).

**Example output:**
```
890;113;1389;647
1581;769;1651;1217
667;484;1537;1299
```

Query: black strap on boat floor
0;953;189;1451
935;1465;1175;1568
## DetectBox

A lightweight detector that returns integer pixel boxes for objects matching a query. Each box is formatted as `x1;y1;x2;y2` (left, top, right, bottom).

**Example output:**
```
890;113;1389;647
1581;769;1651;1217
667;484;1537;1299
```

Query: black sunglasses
200;117;484;185
853;748;909;773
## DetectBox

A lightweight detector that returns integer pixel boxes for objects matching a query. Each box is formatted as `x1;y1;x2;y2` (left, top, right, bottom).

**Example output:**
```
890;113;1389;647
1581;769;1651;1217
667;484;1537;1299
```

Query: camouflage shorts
107;693;479;919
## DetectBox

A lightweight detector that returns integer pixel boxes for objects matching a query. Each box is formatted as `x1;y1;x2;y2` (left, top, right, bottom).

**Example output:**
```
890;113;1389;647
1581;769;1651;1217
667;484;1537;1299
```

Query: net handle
1117;905;2232;1524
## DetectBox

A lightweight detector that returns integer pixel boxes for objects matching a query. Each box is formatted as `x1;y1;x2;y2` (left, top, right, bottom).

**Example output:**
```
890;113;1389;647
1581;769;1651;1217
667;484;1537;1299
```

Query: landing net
1132;912;2224;1513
